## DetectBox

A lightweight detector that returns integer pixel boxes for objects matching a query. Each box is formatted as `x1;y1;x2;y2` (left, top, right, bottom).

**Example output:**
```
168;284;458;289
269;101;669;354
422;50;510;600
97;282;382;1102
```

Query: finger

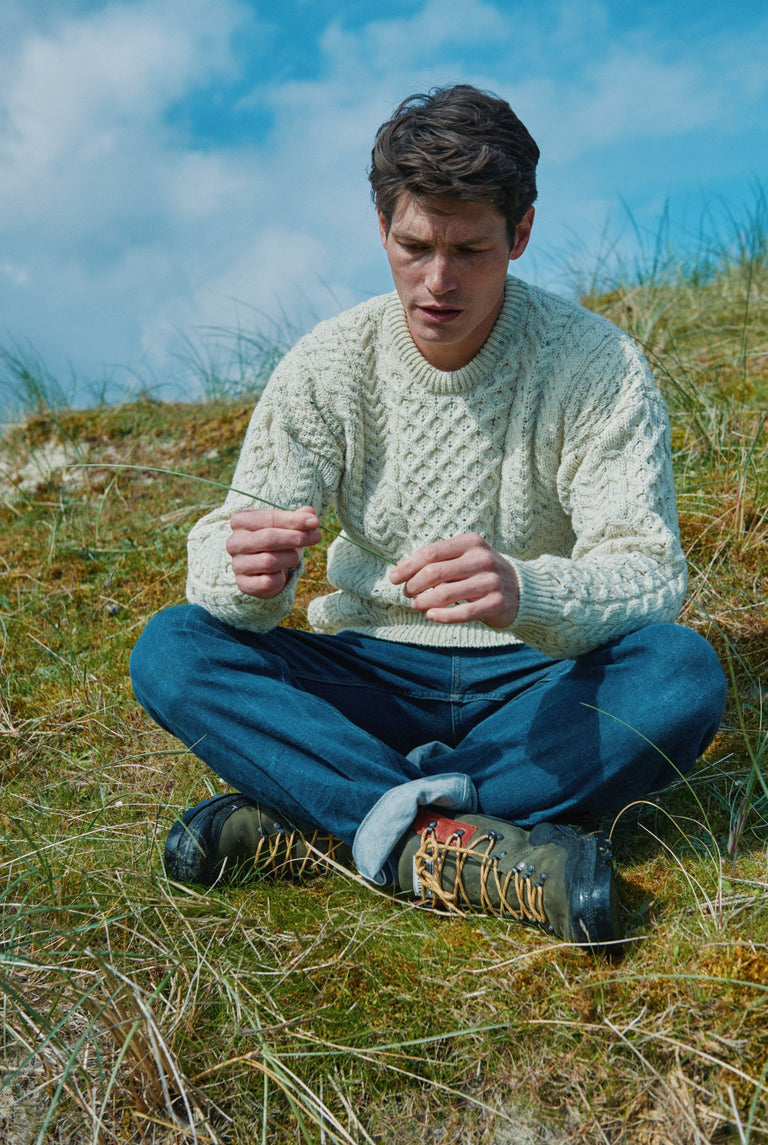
235;547;303;575
422;585;512;624
399;559;463;599
230;506;319;532
227;525;321;556
407;574;498;611
423;599;495;624
424;603;515;626
421;587;517;627
390;534;485;585
234;570;290;599
231;549;303;577
401;551;494;599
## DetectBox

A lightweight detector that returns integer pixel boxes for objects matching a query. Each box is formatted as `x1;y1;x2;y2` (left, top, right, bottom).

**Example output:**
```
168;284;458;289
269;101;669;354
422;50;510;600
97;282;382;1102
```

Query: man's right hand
226;506;321;598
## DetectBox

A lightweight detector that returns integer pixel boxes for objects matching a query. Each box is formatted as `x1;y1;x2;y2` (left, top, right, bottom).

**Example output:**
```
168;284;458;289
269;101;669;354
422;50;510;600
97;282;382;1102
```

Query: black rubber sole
531;822;622;949
164;793;259;885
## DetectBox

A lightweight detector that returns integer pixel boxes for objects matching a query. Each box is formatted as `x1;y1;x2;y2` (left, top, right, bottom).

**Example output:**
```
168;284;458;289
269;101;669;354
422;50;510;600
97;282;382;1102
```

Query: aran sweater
186;277;687;659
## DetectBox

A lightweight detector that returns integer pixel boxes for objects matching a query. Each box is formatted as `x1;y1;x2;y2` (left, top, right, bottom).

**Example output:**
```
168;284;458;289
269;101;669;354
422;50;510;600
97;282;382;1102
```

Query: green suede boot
165;793;353;886
397;807;621;948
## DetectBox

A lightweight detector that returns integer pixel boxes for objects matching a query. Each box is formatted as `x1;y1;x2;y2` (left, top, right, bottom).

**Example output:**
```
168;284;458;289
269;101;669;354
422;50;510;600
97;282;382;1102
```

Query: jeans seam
293;676;457;702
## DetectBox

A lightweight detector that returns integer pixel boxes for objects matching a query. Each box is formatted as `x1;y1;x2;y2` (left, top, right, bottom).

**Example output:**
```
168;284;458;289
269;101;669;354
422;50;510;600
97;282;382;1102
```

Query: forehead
390;194;507;239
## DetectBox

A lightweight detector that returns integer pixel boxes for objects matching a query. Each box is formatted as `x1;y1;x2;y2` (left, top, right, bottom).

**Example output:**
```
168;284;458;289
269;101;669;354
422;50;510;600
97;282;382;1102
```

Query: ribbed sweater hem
331;622;525;650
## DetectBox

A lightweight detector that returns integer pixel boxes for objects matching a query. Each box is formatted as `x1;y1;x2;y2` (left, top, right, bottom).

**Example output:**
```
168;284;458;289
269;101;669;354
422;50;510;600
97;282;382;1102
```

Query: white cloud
536;44;768;163
142;227;350;356
0;0;766;410
0;0;247;232
0;262;29;286
319;0;509;73
0;0;264;392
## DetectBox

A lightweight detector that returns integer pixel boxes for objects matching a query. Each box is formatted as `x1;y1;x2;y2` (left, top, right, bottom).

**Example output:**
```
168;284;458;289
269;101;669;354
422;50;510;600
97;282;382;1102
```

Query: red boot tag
411;810;478;902
413;808;478;845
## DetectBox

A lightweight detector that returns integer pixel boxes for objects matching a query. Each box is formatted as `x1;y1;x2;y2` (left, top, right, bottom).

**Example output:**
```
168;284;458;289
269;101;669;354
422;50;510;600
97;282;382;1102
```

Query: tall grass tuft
174;307;304;403
0;339;73;419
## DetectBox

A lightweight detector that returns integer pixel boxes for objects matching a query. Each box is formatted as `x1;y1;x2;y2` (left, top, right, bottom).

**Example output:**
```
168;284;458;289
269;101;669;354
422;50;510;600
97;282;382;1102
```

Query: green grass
174;307;305;404
1;207;768;1142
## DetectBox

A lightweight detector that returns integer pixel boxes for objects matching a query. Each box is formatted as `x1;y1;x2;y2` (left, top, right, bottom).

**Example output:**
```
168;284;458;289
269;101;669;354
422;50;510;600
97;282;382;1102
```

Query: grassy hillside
0;227;767;1143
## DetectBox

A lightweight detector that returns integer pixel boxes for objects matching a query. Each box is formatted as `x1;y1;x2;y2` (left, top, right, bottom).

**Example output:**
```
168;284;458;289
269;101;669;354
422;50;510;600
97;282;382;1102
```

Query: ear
377;208;390;249
509;207;535;262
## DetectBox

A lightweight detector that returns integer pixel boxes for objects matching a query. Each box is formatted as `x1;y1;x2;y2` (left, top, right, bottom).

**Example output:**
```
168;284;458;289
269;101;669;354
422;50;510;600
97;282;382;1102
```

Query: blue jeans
130;606;726;881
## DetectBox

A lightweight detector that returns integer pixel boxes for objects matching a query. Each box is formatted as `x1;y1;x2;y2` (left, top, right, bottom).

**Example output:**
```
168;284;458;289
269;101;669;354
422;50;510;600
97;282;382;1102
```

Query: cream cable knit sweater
186;277;687;659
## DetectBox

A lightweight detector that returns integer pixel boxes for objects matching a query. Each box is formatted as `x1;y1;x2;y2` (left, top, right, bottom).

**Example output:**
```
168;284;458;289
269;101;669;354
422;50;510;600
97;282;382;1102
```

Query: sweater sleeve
507;333;687;659
185;342;345;632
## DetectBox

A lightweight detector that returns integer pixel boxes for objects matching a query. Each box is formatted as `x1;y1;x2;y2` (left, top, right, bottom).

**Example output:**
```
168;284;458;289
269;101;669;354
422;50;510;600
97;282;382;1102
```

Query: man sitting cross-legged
130;84;726;948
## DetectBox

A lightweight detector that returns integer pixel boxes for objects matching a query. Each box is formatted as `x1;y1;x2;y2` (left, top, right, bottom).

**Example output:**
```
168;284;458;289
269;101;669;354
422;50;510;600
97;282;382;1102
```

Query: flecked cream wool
186;277;686;660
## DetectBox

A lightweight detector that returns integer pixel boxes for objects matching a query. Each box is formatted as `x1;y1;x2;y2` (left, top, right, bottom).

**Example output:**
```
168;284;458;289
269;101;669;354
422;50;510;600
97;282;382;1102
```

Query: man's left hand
390;533;519;628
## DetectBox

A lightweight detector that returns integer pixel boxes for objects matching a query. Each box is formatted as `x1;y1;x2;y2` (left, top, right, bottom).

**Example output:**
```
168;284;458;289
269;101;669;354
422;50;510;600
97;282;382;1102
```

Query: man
130;85;726;948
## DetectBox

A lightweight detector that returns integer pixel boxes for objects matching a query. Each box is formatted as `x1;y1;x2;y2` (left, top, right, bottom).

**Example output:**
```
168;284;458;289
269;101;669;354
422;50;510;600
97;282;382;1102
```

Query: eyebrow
391;227;493;247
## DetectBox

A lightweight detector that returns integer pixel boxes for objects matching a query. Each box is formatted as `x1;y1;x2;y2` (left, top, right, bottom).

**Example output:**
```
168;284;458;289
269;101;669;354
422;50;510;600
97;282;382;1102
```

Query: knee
129;604;207;707
621;623;727;749
634;623;725;693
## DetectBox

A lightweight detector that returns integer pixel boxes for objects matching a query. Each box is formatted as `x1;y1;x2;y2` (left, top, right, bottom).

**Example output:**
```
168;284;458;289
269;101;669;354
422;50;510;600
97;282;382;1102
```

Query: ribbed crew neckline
385;276;527;395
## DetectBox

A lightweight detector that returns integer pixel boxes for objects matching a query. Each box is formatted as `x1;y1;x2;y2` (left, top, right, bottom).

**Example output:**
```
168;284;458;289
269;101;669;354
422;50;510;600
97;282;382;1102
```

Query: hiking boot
397;807;621;948
164;793;353;886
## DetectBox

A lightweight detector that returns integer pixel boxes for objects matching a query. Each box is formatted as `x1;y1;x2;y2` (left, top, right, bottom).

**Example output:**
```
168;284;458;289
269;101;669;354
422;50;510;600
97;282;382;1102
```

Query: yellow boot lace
252;827;347;879
412;826;548;925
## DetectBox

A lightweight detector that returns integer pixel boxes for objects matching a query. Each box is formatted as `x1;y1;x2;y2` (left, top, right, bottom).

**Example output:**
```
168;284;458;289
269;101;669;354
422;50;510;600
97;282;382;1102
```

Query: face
379;194;533;371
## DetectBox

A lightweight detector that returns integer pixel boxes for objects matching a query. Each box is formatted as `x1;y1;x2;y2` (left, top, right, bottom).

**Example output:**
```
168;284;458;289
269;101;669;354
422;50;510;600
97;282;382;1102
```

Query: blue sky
0;0;766;411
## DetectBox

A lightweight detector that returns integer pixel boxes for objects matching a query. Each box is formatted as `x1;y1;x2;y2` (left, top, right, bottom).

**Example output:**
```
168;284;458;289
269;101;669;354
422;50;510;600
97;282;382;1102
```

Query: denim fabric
130;605;726;875
353;770;478;883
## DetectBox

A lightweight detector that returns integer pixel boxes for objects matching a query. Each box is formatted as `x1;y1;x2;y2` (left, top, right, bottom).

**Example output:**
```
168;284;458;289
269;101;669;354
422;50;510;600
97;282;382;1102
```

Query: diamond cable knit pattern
186;277;687;659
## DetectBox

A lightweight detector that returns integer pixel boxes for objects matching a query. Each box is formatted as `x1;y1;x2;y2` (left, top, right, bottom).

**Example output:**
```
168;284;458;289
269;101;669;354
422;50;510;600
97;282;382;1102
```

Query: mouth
418;305;462;324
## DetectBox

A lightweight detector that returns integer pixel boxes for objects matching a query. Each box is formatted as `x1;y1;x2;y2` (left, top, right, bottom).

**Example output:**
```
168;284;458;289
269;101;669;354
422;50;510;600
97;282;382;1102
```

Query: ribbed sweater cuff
507;558;570;641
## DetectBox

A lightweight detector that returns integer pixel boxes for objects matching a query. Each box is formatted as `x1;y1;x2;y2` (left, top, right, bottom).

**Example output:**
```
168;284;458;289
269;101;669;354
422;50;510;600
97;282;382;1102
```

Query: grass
174;308;304;404
1;203;768;1142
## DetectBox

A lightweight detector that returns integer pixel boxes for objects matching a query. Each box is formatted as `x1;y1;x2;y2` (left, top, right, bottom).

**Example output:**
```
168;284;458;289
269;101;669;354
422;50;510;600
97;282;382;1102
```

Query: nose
425;254;456;295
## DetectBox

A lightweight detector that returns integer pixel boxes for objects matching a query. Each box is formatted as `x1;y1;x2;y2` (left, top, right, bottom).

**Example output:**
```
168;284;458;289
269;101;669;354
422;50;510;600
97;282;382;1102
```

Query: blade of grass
61;462;397;565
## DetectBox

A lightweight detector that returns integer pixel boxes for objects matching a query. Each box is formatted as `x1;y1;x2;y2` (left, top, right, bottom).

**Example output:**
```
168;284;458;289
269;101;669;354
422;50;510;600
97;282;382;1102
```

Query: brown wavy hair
369;84;540;245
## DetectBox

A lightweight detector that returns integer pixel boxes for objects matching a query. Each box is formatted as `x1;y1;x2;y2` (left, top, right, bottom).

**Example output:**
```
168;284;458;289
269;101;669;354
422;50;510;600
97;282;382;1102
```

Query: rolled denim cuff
353;773;478;885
